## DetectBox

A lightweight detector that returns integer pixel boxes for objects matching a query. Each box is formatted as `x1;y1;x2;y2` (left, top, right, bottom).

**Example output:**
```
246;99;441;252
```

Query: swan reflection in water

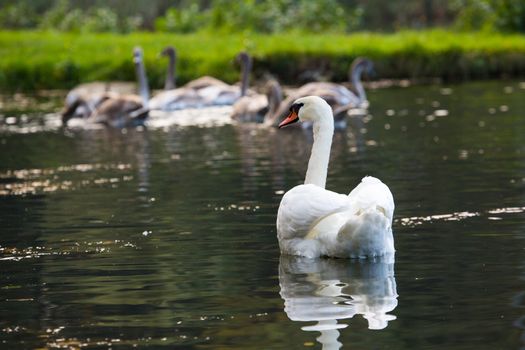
279;255;398;349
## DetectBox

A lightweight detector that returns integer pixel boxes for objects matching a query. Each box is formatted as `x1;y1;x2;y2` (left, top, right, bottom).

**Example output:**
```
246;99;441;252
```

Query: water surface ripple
1;80;525;349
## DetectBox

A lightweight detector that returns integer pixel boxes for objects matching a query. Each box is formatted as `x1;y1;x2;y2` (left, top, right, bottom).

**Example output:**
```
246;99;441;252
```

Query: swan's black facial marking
290;102;304;115
278;102;303;128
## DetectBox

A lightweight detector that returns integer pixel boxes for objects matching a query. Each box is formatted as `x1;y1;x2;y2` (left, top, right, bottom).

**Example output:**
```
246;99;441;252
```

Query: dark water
1;81;524;349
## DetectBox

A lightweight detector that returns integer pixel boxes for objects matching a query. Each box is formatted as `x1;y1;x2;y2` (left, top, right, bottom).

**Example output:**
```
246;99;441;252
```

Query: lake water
1;80;524;349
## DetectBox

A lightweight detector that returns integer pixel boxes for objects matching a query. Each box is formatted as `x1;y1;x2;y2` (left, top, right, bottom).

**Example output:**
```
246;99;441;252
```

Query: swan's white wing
277;184;351;240
348;176;394;222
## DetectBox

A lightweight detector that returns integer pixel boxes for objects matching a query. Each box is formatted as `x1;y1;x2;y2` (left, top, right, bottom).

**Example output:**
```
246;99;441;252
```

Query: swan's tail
337;177;395;258
337;207;395;258
348;176;394;222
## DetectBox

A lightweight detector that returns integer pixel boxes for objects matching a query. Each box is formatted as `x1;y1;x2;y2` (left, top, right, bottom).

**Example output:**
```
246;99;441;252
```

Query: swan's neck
165;53;176;90
305;115;334;188
135;60;150;108
351;65;366;104
240;57;252;97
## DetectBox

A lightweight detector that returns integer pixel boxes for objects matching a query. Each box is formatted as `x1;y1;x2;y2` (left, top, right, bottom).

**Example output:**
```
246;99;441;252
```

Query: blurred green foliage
453;0;525;32
154;3;205;33
199;0;357;33
0;0;523;33
0;2;38;29
2;0;142;33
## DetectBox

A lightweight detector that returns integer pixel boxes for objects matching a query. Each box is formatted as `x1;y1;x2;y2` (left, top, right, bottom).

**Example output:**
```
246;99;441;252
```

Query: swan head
278;96;332;128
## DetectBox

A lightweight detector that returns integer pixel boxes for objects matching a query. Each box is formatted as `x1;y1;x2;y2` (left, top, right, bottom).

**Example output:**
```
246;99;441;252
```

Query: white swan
276;96;394;258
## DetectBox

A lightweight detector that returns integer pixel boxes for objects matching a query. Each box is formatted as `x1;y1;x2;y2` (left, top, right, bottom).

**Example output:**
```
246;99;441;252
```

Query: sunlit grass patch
1;29;525;91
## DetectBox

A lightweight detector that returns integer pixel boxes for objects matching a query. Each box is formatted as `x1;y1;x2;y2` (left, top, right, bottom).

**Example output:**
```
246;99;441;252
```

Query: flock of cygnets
61;46;373;129
62;46;395;260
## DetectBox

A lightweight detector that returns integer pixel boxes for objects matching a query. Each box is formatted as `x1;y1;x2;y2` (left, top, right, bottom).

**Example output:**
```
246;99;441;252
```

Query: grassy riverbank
1;30;525;91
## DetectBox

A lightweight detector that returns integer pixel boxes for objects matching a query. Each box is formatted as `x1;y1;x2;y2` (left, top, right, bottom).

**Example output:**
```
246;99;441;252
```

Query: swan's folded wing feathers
277;184;351;240
348;176;394;221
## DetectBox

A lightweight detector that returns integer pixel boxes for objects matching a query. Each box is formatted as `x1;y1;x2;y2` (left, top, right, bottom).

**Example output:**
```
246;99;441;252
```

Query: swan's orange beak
278;110;299;128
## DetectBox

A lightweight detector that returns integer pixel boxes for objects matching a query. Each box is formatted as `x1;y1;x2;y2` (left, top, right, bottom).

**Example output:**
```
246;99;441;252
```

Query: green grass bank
1;30;525;91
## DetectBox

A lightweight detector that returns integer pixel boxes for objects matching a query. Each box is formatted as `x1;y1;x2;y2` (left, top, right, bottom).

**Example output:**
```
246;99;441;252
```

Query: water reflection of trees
279;255;398;349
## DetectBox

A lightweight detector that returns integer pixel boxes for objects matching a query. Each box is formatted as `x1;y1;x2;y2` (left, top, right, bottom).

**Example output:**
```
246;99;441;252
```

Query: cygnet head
160;46;176;59
278;96;332;128
236;51;252;66
351;57;375;77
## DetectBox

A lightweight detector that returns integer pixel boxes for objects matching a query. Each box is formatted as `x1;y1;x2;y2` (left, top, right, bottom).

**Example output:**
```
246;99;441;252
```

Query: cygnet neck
135;59;150;107
165;50;176;90
351;64;366;104
238;53;252;97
